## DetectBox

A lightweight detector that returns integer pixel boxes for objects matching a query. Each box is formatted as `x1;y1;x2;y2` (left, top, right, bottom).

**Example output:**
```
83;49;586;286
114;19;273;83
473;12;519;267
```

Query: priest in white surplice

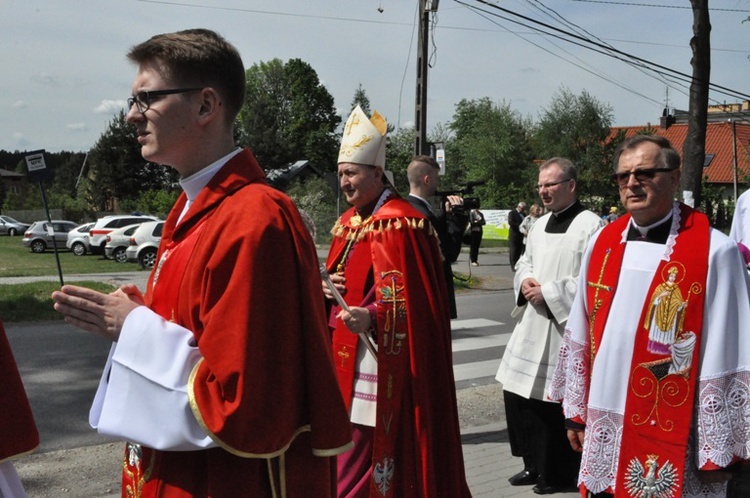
495;157;604;494
550;135;750;498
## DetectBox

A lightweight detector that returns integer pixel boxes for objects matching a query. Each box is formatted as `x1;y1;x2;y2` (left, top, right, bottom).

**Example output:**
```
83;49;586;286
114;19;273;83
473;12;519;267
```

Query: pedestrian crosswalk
450;318;508;387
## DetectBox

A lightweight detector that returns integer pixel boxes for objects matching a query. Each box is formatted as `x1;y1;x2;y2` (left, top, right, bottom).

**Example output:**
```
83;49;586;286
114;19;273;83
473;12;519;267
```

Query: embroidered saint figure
644;265;686;355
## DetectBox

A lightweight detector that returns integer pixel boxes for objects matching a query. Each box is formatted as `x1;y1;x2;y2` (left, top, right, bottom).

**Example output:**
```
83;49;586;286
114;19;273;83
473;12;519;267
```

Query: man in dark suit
407;155;469;318
508;201;527;270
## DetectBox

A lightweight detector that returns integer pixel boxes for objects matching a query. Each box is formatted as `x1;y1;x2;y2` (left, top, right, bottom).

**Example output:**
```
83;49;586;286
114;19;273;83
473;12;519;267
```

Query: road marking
451;318;504;331
453;359;501;382
452;332;511;353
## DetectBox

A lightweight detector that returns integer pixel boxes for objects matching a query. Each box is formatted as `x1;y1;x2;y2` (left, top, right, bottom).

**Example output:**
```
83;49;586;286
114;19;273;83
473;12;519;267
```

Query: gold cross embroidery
380;270;407;356
587;248;613;362
337;346;350;366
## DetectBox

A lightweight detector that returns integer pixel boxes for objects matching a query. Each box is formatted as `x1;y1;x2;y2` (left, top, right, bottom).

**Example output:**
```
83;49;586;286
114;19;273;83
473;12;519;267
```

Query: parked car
125;221;164;269
88;214;158;255
104;224;142;263
0;215;30;236
66;222;94;256
22;220;78;253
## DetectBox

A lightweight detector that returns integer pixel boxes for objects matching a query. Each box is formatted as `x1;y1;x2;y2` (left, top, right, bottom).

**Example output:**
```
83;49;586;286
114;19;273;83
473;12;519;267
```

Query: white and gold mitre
338;105;387;167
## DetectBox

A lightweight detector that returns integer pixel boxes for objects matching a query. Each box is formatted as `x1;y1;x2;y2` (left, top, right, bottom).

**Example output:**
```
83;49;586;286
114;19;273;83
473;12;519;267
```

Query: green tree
85;110;177;212
447;98;535;209
350;83;371;116
285;175;338;244
239;58;341;172
533;87;615;204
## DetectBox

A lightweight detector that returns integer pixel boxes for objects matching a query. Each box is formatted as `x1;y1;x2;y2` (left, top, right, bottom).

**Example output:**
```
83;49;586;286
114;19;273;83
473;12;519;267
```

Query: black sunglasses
611;167;675;186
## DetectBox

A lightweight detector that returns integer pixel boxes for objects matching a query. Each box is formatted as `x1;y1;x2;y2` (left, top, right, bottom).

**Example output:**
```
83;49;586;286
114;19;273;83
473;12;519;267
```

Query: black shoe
508;469;538;486
532;483;558;494
532;482;577;495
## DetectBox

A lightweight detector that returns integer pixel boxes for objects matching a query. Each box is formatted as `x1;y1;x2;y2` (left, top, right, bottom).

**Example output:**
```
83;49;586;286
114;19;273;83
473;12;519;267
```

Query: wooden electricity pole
414;0;438;156
681;0;711;208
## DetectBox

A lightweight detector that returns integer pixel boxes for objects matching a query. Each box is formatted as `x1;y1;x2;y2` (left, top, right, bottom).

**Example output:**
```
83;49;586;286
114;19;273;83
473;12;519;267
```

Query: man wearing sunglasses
52;29;351;497
551;135;750;497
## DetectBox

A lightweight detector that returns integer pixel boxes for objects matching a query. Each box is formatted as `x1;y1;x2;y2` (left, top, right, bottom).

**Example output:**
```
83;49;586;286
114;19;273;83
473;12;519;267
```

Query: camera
436;180;485;211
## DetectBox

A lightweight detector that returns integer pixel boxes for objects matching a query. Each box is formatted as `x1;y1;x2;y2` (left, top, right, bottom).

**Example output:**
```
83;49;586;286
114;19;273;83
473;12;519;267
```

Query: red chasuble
0;321;39;463
326;195;471;498
120;149;352;497
584;204;709;497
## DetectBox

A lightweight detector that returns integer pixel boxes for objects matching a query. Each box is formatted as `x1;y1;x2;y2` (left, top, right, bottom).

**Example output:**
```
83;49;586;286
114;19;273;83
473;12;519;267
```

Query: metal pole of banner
37;182;65;287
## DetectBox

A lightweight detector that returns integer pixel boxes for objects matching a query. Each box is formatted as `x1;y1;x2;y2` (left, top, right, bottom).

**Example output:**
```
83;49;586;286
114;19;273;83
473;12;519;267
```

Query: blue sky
1;0;748;153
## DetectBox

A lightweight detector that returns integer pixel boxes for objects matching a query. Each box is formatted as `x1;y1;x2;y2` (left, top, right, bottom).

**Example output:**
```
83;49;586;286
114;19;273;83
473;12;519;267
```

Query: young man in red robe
0;320;39;497
51;29;351;497
323;105;471;497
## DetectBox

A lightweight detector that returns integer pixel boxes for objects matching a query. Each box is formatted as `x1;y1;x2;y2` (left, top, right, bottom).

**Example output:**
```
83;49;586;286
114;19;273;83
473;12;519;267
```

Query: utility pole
414;0;439;156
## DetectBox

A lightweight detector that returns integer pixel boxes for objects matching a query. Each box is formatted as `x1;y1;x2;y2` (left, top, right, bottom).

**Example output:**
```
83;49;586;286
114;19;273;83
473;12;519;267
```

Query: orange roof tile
608;122;750;185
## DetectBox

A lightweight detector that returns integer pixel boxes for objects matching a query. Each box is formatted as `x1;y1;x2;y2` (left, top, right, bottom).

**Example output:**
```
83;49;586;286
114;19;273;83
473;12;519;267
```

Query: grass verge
0;236;143;277
0;281;117;322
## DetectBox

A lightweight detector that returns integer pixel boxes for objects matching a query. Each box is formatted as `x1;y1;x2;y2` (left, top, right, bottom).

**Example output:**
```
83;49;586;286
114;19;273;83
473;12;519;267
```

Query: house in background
609;101;750;201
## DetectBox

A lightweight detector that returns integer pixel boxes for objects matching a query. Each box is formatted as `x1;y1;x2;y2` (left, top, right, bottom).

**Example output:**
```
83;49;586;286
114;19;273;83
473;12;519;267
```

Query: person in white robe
550;135;750;498
496;157;604;494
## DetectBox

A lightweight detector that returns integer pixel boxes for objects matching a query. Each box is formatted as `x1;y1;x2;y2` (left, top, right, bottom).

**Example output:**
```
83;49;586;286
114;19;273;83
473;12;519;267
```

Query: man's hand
337;306;372;335
322;273;347;301
566;429;584;453
444;195;464;214
521;278;545;306
51;284;141;341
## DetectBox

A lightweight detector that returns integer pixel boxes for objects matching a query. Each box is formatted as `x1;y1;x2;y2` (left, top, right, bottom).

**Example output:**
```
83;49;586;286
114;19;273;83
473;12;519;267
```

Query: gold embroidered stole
585;205;709;497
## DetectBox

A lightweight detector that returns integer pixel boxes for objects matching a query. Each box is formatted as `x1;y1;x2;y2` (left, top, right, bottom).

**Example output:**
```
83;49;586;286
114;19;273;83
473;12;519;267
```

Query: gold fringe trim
330;216;432;241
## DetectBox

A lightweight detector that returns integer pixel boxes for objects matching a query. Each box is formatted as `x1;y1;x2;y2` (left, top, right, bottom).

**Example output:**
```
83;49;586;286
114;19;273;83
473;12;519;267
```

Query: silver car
22;220;78;253
66;222;94;256
0;215;30;236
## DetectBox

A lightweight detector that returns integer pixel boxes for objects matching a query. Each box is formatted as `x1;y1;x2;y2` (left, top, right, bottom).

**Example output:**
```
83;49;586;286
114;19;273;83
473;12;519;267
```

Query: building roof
0;167;24;179
264;160;324;191
608;121;750;185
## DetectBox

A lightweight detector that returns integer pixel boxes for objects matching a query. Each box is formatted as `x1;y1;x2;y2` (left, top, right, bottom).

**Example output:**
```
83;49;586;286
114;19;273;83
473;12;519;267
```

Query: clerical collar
627;211;673;244
545;200;585;234
177;148;242;223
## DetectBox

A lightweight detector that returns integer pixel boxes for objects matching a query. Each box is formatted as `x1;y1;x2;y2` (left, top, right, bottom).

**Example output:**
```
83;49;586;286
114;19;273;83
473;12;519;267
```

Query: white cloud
66;123;88;132
94;100;126;114
12;101;28;109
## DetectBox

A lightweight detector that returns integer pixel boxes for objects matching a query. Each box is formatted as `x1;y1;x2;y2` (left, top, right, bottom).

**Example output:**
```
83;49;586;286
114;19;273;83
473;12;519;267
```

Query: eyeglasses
611;167;674;187
537;178;571;190
127;88;202;113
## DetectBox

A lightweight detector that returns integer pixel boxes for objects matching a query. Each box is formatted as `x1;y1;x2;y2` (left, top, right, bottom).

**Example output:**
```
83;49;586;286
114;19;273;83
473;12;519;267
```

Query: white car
66;222;94;256
88;214;158;255
104;223;143;263
125;221;164;269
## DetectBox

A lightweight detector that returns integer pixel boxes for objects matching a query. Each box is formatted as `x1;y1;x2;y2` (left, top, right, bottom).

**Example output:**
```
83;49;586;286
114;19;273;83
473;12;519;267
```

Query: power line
464;0;750;102
568;0;750;13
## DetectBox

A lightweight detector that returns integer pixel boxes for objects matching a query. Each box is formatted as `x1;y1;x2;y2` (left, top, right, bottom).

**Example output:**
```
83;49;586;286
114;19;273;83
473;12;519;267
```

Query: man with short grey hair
551;135;750;497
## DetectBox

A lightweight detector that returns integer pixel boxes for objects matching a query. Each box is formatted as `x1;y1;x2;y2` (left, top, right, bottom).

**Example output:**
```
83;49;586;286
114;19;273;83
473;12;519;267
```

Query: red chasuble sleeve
0;321;39;462
156;151;351;458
